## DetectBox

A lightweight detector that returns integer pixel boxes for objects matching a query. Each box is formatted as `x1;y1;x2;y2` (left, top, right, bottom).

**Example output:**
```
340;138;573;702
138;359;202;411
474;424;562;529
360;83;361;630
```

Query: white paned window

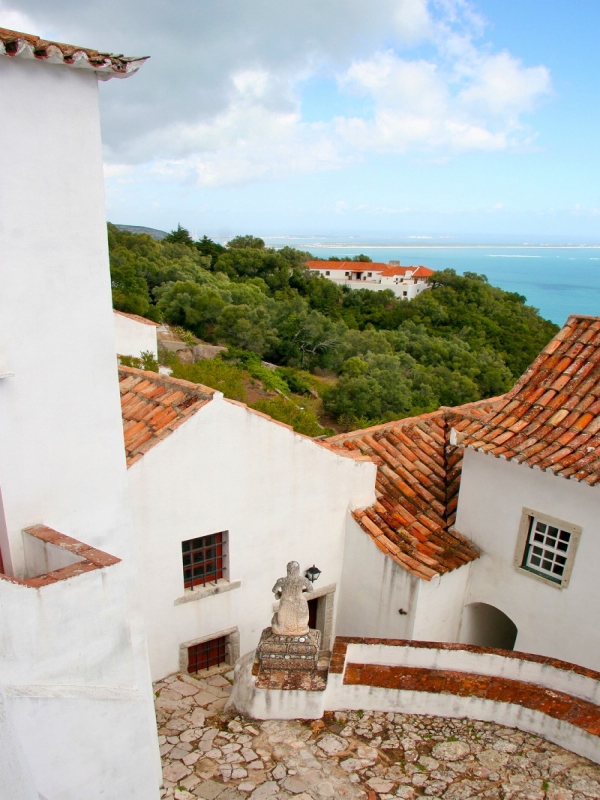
515;508;582;589
523;518;571;582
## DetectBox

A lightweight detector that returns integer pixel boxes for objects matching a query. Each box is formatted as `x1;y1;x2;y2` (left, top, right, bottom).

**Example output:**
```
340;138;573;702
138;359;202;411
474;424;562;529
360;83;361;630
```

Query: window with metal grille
187;636;228;673
515;509;581;589
182;531;227;589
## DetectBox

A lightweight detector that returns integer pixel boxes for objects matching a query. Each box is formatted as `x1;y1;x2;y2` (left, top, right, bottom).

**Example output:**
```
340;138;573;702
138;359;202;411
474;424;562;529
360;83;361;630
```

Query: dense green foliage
109;223;559;430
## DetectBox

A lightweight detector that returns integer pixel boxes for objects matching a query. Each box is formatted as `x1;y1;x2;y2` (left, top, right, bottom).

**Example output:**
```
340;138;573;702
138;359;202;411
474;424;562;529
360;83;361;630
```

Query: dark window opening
182;531;226;589
187;636;227;673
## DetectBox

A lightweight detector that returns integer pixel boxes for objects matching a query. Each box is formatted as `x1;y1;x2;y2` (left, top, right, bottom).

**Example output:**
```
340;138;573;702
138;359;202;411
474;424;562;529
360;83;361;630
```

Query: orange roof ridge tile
118;365;216;398
118;366;215;465
114;309;159;326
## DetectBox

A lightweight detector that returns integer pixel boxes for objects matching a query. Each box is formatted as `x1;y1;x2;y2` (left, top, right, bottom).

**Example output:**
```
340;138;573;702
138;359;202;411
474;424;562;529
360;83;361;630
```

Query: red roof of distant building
306;260;388;272
306;261;433;278
0;27;148;79
379;266;434;278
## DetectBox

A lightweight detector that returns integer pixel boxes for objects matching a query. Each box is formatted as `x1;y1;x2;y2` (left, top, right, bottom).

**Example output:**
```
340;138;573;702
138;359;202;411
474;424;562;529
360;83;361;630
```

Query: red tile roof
328;399;500;580
306;261;433;280
114;309;159;327
379;266;434;278
119;366;215;466
119;366;371;467
0;27;148;79
306;261;389;272
455;315;600;485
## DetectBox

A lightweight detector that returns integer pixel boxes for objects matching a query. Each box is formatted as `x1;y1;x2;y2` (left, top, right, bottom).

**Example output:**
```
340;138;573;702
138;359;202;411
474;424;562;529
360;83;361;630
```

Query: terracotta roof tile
0;27;147;79
458;315;600;484
327;399;503;581
119;366;215;466
113;309;159;326
305;260;433;278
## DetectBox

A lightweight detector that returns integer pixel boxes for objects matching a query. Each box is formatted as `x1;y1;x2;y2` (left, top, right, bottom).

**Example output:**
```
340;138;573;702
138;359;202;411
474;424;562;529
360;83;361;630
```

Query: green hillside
109;223;559;433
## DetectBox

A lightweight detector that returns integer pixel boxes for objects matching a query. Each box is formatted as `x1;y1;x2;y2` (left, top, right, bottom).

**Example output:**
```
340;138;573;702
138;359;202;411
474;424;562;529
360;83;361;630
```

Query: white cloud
4;0;552;187
0;3;37;32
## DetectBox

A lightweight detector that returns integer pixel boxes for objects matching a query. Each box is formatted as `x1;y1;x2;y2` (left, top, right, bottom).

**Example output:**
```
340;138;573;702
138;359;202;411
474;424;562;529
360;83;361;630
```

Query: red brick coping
330;637;600;682
344;664;600;738
330;637;600;740
0;524;120;588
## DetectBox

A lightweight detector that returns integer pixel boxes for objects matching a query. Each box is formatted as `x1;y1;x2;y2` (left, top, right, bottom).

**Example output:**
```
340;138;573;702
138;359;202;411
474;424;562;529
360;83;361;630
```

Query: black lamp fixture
305;564;322;584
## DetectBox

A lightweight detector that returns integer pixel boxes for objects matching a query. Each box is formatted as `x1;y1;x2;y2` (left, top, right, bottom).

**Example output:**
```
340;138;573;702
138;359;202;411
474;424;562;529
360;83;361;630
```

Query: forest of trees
109;223;558;431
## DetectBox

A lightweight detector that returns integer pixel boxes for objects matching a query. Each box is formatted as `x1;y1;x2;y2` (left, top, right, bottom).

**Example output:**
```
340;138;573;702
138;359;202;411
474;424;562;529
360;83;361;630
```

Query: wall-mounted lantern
305;565;322;584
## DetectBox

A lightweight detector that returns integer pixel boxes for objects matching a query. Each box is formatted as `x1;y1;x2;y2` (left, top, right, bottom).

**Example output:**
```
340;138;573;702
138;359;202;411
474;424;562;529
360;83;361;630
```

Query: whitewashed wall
114;311;158;359
336;517;418;640
412;563;471;643
456;449;600;671
127;394;376;681
0;56;160;798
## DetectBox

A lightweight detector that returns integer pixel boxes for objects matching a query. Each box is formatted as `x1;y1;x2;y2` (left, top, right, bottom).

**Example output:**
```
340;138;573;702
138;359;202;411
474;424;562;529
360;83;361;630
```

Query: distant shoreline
271;243;600;250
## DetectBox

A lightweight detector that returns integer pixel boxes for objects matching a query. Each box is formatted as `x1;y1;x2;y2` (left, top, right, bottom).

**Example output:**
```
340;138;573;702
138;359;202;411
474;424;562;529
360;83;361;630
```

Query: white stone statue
271;561;313;636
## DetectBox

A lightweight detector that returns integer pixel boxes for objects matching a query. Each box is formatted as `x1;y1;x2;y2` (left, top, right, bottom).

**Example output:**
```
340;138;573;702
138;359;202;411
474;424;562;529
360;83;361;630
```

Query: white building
306;260;433;299
0;28;161;799
119;365;375;681
114;309;159;360
119;313;600;685
453;314;600;670
330;314;600;673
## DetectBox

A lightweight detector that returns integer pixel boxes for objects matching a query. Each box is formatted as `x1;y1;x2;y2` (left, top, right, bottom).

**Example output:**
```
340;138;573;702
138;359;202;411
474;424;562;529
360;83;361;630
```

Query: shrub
251;397;332;437
171;360;247;401
119;351;159;373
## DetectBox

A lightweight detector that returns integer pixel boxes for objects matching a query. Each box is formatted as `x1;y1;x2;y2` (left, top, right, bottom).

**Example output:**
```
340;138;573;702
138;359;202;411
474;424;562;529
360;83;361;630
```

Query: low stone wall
326;638;600;765
229;636;600;764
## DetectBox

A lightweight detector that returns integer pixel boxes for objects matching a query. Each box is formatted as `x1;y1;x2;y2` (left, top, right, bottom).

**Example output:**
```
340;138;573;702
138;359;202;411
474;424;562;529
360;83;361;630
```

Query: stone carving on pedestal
255;561;321;675
271;560;313;635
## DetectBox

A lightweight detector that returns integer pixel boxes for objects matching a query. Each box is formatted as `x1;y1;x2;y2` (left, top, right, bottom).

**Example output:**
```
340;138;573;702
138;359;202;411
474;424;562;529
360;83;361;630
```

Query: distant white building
306;260;434;299
0;28;161;799
114;309;159;360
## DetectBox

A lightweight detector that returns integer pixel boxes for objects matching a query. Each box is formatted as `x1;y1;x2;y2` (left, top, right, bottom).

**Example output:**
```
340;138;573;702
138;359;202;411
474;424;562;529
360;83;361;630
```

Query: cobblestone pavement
156;668;600;800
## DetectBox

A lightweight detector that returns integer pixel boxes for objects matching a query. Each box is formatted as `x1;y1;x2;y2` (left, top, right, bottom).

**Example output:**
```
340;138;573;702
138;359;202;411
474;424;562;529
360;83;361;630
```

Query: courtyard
156;668;600;800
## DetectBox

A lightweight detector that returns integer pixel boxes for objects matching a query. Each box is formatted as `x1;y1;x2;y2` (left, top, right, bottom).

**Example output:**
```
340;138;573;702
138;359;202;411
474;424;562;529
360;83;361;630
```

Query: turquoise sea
265;237;600;326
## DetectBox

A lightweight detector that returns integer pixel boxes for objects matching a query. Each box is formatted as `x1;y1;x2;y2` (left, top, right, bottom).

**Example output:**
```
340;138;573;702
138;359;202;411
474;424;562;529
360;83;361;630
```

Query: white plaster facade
336;517;471;644
114;309;159;359
455;448;600;670
126;393;376;681
0;41;160;799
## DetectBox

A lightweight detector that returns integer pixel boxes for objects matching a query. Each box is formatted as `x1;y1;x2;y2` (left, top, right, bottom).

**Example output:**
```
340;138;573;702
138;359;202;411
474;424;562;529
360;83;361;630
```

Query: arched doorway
459;602;518;650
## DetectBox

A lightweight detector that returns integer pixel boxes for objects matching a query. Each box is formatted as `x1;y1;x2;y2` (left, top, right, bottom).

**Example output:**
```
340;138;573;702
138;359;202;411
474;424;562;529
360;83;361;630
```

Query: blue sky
3;0;600;242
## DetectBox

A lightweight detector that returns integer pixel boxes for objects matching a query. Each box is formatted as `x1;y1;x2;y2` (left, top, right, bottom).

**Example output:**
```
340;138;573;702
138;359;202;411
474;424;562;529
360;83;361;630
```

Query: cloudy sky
3;0;600;241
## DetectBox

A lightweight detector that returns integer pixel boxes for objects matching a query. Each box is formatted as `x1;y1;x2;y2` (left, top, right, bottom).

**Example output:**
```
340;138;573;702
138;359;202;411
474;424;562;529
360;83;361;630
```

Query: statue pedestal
255;627;321;673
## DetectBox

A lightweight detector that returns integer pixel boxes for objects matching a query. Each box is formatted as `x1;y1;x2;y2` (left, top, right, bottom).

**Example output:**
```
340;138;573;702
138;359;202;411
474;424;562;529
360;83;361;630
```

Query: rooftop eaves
328;398;500;580
0;27;148;79
455;315;600;484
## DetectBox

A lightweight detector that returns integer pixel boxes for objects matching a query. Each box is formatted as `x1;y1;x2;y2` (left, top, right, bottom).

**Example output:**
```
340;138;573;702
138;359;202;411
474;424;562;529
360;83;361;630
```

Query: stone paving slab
155;669;600;800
